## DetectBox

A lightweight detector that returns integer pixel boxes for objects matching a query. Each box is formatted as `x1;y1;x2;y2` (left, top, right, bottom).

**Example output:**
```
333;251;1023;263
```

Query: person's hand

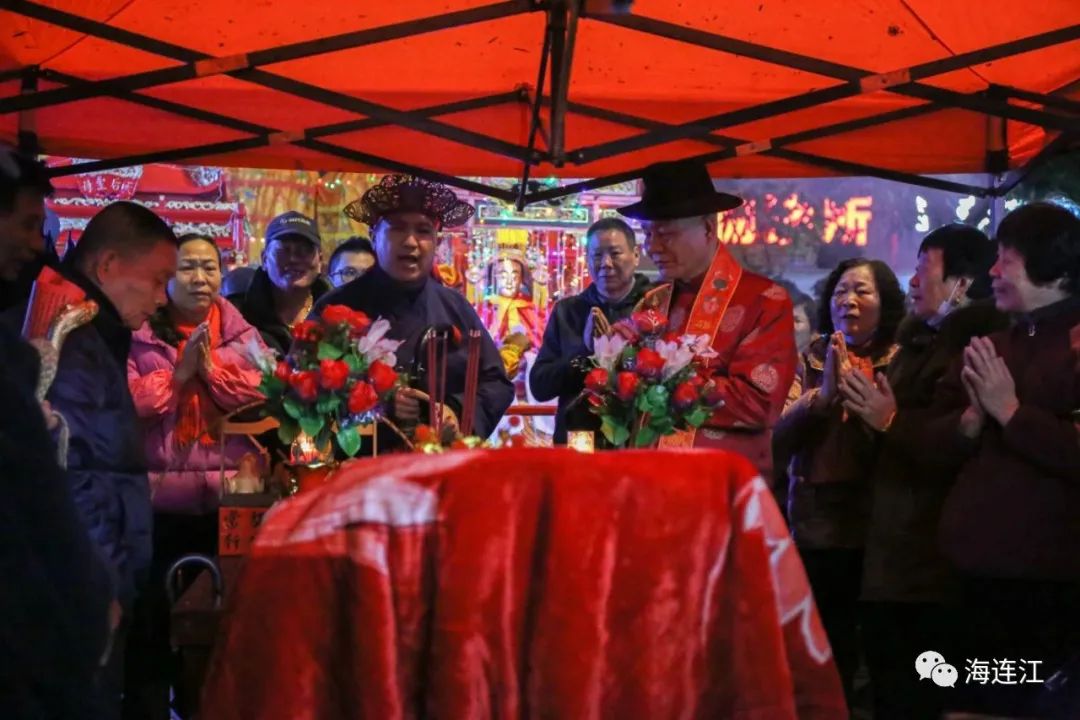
963;337;1019;425
841;371;897;431
40;400;59;431
583;308;611;352
197;330;213;378
814;334;843;411
175;324;207;385
393;387;424;423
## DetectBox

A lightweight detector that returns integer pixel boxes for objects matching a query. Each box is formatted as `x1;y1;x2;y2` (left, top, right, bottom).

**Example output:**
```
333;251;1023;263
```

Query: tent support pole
992;85;1080;115
17;67;38;155
0;0;539;162
0;1;534;115
46;93;522;178
517;18;554;210
547;0;579;167
36;71;519;202
568;15;1080;164
524;102;955;205
559;98;992;196
993;132;1076;197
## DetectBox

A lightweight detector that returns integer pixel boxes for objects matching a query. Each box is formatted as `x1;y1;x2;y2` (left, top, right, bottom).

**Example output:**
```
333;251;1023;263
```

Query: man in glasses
327;235;376;288
226;210;331;355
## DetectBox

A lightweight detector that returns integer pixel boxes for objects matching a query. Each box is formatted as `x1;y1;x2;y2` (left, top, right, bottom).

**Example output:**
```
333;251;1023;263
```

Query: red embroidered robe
651;251;797;477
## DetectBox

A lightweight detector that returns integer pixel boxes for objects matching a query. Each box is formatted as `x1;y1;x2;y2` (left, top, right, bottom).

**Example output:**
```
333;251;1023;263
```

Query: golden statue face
495;258;523;298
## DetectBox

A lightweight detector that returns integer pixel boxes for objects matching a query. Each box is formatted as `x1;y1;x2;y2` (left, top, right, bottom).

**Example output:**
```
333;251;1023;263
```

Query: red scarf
174;301;222;448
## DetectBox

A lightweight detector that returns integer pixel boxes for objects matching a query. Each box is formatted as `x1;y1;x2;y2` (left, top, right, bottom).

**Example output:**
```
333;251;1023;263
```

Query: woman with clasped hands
773;258;905;704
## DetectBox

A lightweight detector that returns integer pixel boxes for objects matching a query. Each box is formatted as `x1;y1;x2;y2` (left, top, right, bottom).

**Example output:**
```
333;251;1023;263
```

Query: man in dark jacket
0;147;115;720
0;146;53;312
49;201;178;717
226;211;331;356
530;217;650;444
839;223;1005;720
316;175;513;444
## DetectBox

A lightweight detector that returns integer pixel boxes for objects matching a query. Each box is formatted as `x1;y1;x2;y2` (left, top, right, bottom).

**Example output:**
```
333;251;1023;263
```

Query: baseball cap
265;211;320;248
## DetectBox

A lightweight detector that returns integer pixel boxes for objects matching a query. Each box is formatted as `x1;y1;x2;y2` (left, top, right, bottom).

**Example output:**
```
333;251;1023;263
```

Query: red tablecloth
201;449;845;719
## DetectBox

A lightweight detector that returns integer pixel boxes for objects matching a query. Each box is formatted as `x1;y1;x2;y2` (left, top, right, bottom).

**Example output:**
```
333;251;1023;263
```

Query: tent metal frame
1;0;1077;205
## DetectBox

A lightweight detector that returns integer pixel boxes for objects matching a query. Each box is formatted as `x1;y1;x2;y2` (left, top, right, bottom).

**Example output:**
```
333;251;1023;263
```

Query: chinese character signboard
219;494;275;557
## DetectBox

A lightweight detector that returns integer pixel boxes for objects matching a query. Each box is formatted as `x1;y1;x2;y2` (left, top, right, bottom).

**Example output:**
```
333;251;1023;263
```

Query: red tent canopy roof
1;0;1077;202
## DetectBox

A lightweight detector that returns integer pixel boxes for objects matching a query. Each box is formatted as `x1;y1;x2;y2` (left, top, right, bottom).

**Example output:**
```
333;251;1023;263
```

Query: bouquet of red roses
580;309;723;448
249;305;405;457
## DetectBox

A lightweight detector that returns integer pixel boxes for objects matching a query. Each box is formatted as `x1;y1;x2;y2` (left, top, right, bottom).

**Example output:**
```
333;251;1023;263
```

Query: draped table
200;448;845;719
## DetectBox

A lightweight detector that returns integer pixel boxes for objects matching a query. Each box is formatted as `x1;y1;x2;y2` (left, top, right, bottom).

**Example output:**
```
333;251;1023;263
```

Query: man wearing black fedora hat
313;175;513;445
617;159;797;476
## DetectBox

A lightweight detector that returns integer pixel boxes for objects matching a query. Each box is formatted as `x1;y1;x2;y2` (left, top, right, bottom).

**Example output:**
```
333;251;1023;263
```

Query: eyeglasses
330;266;365;283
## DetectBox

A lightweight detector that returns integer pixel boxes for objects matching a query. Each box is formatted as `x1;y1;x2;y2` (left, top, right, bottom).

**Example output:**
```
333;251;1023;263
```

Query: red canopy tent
1;0;1077;206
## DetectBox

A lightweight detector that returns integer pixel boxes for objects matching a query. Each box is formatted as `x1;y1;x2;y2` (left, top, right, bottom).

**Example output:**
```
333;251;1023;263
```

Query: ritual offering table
200;449;846;720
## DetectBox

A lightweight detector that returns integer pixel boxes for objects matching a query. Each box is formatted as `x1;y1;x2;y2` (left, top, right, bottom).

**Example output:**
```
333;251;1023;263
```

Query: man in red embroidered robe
617;160;797;476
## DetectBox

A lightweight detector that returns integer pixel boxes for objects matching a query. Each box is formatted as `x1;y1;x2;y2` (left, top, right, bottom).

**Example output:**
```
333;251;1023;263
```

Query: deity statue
480;253;544;351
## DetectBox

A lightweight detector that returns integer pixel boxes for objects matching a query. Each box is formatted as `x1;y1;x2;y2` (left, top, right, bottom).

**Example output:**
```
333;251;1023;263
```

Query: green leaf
344;354;365;373
685;406;711;428
277;418;299;445
634;424;658;448
600;415;630;447
262;376;285;397
317;341;344;361
283;395;304;420
299;414;325;438
336;425;362;457
650;415;675;436
317;394;343;415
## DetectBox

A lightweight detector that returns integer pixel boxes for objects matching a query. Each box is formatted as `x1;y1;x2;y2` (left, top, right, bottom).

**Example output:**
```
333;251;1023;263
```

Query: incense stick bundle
427;331;439;435
438;331;448;437
461;330;482;436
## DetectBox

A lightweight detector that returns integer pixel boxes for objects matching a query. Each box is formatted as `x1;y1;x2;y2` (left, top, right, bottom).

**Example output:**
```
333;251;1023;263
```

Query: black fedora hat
616;159;743;221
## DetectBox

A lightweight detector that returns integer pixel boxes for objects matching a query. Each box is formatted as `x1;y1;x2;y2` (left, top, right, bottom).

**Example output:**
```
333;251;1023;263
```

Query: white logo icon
932;663;959;688
916;650;947;681
916;650;959;688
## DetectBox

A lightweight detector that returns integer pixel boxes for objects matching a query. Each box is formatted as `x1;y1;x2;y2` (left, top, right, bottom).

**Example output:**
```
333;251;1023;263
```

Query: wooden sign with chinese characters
218;494;275;557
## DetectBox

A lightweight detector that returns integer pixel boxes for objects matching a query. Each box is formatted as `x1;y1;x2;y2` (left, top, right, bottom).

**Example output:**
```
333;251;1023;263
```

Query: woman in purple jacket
125;233;266;716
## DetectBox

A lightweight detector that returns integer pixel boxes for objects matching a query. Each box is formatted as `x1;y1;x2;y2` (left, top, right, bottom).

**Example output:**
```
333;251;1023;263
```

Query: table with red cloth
201;449;845;719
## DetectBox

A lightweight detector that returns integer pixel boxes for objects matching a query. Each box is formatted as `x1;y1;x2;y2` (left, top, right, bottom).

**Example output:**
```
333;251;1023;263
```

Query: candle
567;431;595;453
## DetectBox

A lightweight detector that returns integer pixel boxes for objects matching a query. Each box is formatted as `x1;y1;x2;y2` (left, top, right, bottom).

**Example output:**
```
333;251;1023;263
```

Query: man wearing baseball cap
226;210;332;355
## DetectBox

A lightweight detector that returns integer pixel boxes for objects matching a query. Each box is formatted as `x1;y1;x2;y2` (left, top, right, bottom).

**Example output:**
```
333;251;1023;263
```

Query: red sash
637;247;743;449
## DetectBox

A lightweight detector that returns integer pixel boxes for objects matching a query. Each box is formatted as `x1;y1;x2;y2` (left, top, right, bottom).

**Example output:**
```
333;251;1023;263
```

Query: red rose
347;381;379;415
367;360;398;394
688;372;708;390
346;310;372;335
634;348;665;379
615;371;639;401
673;382;698;409
320;304;353;326
632;310;667;336
289;370;319;402
319;359;350;391
291;320;322;343
584;368;610;393
274;360;292;383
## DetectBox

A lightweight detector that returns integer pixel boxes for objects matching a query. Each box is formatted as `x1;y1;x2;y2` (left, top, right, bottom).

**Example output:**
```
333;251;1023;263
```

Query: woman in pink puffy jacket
126;233;266;715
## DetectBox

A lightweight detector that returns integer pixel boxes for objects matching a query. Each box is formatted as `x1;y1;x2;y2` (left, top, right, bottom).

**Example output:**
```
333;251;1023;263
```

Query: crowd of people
1;144;1078;719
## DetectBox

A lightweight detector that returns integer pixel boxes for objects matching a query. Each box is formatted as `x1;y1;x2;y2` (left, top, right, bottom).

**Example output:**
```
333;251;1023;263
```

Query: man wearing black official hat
617;159;797;477
226;210;332;356
314;174;513;443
